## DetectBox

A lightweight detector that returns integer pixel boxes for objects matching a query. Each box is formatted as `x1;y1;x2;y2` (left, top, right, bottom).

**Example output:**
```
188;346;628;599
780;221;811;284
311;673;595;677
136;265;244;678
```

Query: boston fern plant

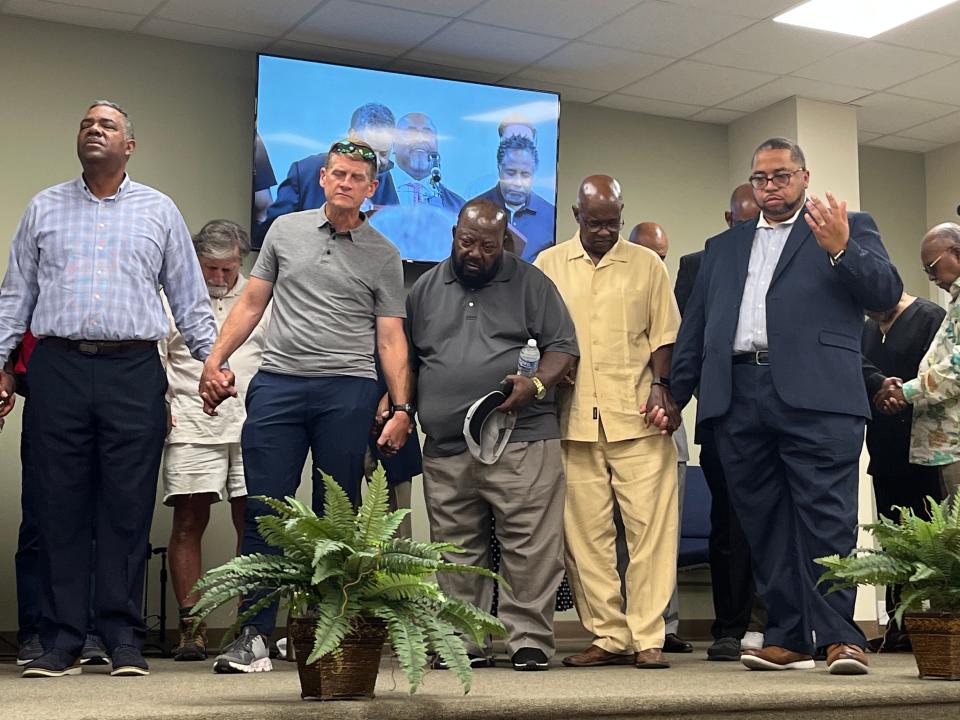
816;495;960;627
191;467;506;694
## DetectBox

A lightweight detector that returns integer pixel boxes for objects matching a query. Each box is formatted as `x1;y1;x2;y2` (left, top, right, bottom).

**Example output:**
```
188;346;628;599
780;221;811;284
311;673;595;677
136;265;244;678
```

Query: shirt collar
950;277;960;302
441;252;518;286
565;234;629;263
77;173;131;201
224;273;248;299
757;203;803;230
317;203;366;240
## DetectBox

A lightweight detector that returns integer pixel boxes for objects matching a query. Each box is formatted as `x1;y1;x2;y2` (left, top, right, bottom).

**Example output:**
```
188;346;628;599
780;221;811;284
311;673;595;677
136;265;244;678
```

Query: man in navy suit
253;103;400;248
671;138;902;675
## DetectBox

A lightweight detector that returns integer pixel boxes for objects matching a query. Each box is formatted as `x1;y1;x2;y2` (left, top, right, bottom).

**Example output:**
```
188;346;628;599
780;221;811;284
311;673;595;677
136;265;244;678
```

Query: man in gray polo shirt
199;139;413;673
406;199;577;671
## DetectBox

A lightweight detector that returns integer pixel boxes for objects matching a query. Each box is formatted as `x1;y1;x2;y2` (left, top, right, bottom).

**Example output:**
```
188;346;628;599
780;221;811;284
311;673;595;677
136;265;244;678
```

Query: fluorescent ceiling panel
774;0;957;38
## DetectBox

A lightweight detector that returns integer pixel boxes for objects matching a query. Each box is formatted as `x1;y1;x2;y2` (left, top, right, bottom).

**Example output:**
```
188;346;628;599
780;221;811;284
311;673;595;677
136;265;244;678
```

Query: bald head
628;222;669;260
573;175;625;263
726;183;760;228
577;175;623;206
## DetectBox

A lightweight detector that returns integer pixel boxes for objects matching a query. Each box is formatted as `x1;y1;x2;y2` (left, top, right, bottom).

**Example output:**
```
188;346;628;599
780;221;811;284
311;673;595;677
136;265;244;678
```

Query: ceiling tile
620;60;775;106
858;130;882;144
4;0;143;31
584;1;754;58
158;0;320;36
465;0;638;40
886;62;960;106
866;136;940;153
516;42;673;93
689;107;747;124
898;111;960;145
266;40;394;69
792;42;954;91
661;0;799;19
52;0;160;12
407;21;566;76
289;0;451;56
855;93;958;135
720;76;869;113
876;4;960;57
498;77;606;104
384;58;504;85
355;0;483;17
139;18;273;52
692;20;859;75
594;94;705;118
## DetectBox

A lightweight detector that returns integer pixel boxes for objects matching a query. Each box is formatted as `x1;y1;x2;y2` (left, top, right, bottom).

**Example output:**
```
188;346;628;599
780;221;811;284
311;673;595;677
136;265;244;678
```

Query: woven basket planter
290;615;388;700
906;612;960;680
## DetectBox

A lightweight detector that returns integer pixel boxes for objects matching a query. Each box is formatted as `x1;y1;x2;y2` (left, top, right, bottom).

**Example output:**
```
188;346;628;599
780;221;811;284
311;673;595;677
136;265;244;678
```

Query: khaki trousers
940;461;960;503
422;440;566;657
563;425;678;653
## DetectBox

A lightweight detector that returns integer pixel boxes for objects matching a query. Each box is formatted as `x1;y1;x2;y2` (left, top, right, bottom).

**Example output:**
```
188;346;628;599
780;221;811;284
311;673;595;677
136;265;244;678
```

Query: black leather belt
732;351;770;366
43;337;157;355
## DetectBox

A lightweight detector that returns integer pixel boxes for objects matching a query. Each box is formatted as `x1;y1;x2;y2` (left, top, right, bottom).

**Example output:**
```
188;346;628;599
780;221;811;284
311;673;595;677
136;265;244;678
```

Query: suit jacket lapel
770;209;812;286
733;220;755;301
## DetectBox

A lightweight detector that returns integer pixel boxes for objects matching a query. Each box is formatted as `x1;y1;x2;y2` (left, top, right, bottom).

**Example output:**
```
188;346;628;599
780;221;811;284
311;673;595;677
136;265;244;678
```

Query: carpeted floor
4;645;960;720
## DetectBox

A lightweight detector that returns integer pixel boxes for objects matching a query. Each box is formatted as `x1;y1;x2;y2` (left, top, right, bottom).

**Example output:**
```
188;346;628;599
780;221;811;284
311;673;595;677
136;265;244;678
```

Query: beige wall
0;16;733;633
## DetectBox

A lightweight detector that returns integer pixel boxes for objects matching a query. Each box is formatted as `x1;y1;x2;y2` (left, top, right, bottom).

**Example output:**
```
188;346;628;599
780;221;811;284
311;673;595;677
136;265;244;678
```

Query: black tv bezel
252;51;561;264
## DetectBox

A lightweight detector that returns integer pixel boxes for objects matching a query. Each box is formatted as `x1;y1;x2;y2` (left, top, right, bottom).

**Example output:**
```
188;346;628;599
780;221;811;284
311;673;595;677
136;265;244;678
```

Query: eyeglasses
331;140;377;163
922;250;949;275
581;218;624;234
748;168;805;190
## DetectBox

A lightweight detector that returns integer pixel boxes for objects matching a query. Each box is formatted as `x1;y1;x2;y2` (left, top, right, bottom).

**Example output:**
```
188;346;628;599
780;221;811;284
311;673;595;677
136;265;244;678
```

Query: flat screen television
252;54;560;263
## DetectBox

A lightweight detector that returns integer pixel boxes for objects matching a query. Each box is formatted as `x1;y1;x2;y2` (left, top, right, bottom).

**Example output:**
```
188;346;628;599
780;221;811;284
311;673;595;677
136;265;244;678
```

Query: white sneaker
741;631;764;650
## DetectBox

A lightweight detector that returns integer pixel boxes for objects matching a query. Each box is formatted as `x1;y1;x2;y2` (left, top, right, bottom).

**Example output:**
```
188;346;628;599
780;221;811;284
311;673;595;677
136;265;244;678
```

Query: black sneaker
21;649;81;678
512;647;549;671
430;653;495;670
707;637;741;661
663;633;693;653
110;645;149;676
17;634;44;666
80;634;110;666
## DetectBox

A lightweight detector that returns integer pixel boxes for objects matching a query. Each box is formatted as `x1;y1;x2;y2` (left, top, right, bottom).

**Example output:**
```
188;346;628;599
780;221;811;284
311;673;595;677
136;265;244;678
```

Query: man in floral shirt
877;222;960;502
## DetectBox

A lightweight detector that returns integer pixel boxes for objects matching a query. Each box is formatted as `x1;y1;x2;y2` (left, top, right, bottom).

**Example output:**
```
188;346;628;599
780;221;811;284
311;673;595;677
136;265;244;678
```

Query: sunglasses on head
331;140;377;163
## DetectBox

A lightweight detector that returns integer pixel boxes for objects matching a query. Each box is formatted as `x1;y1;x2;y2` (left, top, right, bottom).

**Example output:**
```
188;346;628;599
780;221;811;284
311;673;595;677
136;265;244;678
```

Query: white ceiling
5;0;960;153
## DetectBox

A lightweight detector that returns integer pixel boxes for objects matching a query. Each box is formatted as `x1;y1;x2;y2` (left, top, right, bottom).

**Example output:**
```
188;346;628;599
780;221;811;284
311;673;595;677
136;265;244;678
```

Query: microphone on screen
429;152;441;186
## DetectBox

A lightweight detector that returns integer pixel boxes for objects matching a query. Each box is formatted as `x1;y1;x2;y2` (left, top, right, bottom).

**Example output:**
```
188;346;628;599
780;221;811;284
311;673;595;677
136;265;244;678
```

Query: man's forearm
537;351;575;389
378;339;412;406
207;298;264;366
650;344;674;378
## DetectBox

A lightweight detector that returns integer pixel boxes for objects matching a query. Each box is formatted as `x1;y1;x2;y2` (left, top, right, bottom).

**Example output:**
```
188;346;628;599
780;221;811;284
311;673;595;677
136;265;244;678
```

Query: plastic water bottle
517;339;540;377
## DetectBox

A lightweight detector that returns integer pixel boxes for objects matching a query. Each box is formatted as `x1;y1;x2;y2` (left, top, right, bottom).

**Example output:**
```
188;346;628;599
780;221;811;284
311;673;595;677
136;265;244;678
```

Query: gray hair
89;100;134;140
925;222;960;247
753;137;805;168
193;220;250;260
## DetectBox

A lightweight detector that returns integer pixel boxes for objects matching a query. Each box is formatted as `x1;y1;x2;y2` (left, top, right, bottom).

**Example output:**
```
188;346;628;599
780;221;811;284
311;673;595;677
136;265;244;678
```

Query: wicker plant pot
289;615;388;700
906;612;960;680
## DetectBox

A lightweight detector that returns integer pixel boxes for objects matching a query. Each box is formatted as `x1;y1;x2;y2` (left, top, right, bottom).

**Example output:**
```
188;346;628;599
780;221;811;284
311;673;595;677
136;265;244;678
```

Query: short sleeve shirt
251;205;404;379
406;253;579;457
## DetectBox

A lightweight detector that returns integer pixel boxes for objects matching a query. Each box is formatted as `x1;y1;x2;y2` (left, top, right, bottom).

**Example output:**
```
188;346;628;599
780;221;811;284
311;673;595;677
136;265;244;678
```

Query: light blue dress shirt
0;175;217;363
732;206;802;353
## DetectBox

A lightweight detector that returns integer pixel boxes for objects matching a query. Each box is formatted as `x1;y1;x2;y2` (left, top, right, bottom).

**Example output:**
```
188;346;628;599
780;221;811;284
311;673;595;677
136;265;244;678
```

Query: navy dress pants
239;371;379;636
28;341;166;655
713;364;867;655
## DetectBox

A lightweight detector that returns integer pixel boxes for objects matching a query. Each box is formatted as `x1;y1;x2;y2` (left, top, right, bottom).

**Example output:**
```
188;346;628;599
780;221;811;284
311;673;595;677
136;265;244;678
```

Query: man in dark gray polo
406;198;577;672
200;139;413;674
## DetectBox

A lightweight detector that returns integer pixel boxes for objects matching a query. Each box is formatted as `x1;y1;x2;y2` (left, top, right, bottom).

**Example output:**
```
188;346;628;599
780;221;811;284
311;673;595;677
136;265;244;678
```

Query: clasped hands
873;377;908;415
199;361;237;416
641;384;681;436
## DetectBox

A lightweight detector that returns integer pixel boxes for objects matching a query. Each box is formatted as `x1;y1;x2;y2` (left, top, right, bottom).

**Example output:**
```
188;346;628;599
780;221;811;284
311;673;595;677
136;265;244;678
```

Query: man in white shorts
161;220;270;661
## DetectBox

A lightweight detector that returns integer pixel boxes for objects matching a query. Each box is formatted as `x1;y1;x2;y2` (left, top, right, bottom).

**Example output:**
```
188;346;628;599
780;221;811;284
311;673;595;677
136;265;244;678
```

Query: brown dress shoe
741;646;815;671
562;644;634;667
635;648;670;669
826;643;869;675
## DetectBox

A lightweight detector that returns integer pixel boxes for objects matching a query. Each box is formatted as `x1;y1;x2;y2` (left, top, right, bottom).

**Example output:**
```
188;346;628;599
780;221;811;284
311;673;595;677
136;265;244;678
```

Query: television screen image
253;55;560;263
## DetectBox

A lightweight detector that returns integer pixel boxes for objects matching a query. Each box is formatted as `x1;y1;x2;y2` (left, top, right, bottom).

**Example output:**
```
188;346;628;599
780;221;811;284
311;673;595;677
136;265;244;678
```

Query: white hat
463;389;516;465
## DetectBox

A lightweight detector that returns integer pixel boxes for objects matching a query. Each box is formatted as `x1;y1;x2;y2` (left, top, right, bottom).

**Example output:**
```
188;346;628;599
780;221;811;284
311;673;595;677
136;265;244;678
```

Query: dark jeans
714;364;866;655
239;371;379;636
28;341;167;655
15;400;41;643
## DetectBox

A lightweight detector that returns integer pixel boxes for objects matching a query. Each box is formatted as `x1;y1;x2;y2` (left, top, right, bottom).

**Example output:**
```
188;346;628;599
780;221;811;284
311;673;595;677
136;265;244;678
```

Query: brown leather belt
43;337;157;356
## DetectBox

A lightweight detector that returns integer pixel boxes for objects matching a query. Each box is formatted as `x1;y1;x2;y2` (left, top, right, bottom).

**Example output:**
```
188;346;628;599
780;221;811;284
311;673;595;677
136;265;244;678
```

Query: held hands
376;410;411;458
0;370;16;419
640;383;681;435
199;361;237;416
496;374;537;413
874;376;908;415
804;192;849;257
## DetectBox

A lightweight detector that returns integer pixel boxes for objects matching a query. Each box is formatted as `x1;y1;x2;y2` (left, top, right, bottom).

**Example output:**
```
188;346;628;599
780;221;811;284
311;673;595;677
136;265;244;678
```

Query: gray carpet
4;646;960;720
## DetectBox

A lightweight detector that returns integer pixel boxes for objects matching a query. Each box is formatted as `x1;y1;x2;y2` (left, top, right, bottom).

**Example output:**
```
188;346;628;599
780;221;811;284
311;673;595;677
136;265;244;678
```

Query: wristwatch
830;248;846;266
651;375;671;389
390;403;415;418
531;376;547;400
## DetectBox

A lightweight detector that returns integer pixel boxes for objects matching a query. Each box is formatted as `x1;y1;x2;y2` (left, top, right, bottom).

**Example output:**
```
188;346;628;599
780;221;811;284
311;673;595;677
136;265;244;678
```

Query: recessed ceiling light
774;0;957;38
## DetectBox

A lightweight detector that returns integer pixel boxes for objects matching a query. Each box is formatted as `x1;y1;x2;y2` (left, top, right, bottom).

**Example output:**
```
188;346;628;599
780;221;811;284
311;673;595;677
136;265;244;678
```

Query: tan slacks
422;439;566;657
563;424;678;653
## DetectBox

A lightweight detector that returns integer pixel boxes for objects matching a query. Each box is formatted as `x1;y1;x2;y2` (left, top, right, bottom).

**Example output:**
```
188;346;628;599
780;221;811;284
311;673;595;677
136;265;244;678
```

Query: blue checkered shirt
0;175;217;363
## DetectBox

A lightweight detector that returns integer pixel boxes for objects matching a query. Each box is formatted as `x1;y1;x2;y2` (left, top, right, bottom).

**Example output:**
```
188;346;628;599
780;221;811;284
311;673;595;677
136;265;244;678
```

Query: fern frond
373;605;427;693
357;466;390;544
